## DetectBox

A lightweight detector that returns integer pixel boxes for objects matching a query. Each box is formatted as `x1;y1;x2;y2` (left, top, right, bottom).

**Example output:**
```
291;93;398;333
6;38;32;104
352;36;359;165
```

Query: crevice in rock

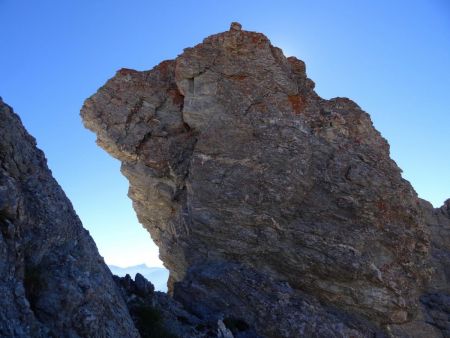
23;264;43;313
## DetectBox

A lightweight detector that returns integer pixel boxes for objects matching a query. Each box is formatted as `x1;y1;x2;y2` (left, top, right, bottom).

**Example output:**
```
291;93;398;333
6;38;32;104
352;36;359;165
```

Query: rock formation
114;273;221;337
0;98;139;337
419;200;450;335
81;23;449;337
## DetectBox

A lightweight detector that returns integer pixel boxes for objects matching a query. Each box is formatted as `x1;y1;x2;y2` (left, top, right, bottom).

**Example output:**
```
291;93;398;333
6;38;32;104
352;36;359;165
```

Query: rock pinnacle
230;21;242;31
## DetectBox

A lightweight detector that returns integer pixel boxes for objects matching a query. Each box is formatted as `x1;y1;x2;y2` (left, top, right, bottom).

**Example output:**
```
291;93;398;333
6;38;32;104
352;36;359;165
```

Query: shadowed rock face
388;199;450;337
81;23;441;336
0;99;139;337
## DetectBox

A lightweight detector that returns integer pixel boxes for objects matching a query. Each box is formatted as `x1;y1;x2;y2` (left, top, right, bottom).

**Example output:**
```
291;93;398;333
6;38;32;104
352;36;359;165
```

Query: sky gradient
1;0;449;268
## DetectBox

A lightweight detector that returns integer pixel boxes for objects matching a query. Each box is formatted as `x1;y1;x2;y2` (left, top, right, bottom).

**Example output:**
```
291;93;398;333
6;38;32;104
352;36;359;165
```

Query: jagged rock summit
82;23;449;337
0;98;139;337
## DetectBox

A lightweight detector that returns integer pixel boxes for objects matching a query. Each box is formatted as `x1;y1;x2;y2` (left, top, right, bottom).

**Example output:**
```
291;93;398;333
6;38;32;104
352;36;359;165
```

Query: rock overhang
80;23;444;336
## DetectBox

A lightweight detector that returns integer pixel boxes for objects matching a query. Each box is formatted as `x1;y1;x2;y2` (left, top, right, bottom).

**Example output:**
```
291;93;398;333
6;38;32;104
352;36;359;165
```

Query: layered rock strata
0;98;138;337
81;23;448;337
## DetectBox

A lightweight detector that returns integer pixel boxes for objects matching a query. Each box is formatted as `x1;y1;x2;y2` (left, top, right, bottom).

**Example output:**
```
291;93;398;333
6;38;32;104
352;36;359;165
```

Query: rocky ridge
81;23;449;337
0;98;139;337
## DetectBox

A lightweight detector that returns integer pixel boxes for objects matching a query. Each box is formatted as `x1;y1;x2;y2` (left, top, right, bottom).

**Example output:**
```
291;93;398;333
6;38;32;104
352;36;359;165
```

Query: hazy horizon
108;264;169;292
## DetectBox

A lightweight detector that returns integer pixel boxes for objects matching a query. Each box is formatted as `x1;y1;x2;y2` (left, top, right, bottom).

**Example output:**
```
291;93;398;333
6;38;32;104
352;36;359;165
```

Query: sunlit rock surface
0;98;138;337
82;23;448;337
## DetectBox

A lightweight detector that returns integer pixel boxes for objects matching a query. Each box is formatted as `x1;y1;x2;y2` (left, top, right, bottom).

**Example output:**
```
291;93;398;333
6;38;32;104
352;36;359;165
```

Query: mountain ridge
108;264;169;292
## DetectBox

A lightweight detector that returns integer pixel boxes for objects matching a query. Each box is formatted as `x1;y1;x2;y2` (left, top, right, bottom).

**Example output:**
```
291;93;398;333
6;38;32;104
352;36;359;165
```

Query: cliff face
81;23;448;337
0;99;138;337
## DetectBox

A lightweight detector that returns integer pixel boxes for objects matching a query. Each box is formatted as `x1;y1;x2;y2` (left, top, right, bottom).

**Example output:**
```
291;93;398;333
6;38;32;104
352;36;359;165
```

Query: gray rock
81;23;447;337
135;272;155;295
174;262;386;337
420;293;450;336
0;98;139;337
218;319;234;338
230;22;242;31
423;199;450;293
114;273;218;337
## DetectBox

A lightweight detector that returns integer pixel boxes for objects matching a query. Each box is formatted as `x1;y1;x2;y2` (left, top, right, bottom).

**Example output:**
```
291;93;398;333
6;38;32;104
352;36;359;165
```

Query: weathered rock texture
420;200;450;335
387;199;450;337
0;98;139;337
81;23;448;337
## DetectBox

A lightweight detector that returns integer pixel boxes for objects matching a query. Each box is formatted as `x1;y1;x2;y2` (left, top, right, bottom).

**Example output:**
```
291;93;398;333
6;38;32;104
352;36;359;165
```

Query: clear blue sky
1;0;449;268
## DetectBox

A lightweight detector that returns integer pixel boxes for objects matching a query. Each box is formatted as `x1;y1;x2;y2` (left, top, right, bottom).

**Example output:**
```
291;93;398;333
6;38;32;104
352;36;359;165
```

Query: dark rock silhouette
79;23;448;337
114;273;227;337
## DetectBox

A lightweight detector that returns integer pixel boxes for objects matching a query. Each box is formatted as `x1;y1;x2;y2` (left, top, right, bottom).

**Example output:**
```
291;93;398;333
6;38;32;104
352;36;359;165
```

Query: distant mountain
108;264;169;292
